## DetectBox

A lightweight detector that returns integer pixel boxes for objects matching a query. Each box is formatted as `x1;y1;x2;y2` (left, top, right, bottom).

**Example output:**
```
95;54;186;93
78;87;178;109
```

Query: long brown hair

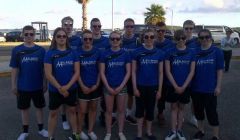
49;27;70;50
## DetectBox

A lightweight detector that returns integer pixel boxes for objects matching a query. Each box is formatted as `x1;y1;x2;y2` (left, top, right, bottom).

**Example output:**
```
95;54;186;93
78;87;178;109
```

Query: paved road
0;60;240;140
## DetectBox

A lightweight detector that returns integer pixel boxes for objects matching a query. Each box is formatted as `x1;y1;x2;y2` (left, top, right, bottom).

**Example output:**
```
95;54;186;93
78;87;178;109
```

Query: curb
0;71;11;77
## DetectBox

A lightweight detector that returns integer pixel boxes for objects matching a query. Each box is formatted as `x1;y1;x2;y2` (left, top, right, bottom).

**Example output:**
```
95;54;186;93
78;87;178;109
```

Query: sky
0;0;240;30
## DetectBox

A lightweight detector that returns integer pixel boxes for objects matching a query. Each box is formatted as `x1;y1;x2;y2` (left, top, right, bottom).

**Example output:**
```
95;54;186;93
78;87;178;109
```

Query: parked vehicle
5;31;23;42
0;32;6;42
193;25;240;44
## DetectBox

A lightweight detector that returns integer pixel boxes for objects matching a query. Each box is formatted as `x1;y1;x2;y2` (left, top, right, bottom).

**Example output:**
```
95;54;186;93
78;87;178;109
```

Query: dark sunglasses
156;29;165;33
110;37;121;41
83;38;93;41
184;27;193;30
144;35;154;40
199;35;211;40
56;35;67;39
92;25;102;28
176;36;187;41
24;33;34;37
125;25;134;28
64;23;73;26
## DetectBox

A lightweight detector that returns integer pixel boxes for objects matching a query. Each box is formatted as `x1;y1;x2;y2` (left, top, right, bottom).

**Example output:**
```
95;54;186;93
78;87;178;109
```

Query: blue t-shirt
186;37;200;51
9;44;45;91
132;47;165;86
191;46;224;94
44;49;79;92
69;35;82;50
155;38;174;53
77;47;100;87
165;46;196;87
122;35;141;60
93;36;110;51
100;49;130;87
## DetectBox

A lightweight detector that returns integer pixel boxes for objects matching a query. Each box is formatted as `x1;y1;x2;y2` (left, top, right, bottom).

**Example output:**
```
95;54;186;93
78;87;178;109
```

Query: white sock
112;113;117;117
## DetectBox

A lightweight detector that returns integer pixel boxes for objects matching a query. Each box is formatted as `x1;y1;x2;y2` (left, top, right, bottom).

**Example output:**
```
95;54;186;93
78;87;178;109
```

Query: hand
156;90;162;100
12;87;18;96
214;87;221;96
90;85;98;92
115;86;122;94
82;86;91;94
175;86;183;94
62;91;70;98
134;89;140;97
107;87;116;95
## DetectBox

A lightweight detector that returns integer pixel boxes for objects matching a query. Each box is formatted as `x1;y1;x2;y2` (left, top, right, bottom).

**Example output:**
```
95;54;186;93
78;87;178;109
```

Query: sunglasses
184;27;193;31
110;37;121;41
176;36;186;41
24;33;34;37
144;35;154;40
64;23;73;27
199;35;211;40
56;35;67;39
92;25;102;28
83;38;93;41
156;29;165;33
125;25;134;28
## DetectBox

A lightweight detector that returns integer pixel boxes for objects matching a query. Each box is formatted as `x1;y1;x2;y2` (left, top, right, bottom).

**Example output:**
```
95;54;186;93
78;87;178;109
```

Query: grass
0;41;51;47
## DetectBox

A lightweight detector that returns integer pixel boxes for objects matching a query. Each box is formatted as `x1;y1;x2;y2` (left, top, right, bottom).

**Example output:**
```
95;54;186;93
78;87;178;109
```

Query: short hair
90;18;101;26
124;18;135;25
82;29;93;36
174;29;186;40
22;25;35;33
156;21;166;27
198;29;212;38
183;20;195;27
61;16;73;25
109;31;121;38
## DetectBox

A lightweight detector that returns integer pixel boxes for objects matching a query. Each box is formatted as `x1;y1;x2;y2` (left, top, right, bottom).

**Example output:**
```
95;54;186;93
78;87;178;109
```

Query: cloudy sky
0;0;239;29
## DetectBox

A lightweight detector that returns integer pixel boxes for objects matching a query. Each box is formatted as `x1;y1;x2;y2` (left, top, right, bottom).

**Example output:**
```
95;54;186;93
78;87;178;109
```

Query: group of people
10;17;225;140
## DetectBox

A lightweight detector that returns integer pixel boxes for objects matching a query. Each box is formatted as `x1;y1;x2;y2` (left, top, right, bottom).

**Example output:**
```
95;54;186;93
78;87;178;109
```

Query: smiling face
23;29;35;44
62;19;73;35
82;32;93;47
91;21;102;35
55;30;67;47
110;32;121;48
198;30;212;48
143;31;155;47
183;24;194;39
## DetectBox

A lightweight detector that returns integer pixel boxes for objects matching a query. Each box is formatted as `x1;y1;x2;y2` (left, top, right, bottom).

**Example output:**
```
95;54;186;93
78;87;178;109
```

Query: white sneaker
62;121;70;130
88;132;97;140
118;132;126;140
190;115;198;128
17;133;29;140
80;132;89;140
38;129;48;137
165;131;176;140
104;133;111;140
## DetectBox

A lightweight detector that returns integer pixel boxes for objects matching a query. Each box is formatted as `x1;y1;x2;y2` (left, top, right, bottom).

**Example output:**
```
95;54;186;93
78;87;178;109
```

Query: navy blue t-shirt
44;49;79;92
155;38;174;53
77;47;100;87
9;44;45;91
100;49;130;87
69;35;82;50
191;46;224;94
132;47;165;86
93;36;110;51
186;37;200;51
165;46;196;87
122;35;141;60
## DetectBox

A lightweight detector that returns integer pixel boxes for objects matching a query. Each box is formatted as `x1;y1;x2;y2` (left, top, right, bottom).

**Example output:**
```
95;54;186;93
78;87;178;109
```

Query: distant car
193;25;240;44
101;31;110;38
0;32;6;42
6;31;23;42
165;29;174;40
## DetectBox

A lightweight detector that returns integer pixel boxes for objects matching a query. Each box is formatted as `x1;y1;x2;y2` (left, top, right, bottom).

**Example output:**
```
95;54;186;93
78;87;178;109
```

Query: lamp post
112;0;114;31
166;7;173;31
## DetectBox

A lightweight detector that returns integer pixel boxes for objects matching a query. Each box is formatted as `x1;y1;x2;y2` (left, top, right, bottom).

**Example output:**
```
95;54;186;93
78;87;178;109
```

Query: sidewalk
1;48;240;77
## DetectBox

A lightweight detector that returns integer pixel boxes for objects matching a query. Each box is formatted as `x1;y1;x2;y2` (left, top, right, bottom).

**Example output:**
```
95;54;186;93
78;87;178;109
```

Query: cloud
44;9;71;14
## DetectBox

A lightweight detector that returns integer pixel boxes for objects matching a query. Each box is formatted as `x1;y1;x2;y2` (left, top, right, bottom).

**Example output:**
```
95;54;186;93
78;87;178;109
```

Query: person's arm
99;63;115;95
165;60;180;92
90;73;100;92
115;63;131;92
156;61;163;99
181;61;196;89
215;69;223;96
78;73;91;94
11;68;18;96
42;73;48;94
132;60;140;97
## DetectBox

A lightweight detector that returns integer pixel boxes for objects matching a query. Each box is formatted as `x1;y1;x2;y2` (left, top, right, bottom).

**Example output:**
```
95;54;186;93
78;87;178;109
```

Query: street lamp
112;0;114;31
165;7;173;31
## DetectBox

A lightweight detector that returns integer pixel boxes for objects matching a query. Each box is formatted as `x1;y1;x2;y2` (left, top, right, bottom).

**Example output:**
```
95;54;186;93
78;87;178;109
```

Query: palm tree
75;0;90;30
144;4;166;25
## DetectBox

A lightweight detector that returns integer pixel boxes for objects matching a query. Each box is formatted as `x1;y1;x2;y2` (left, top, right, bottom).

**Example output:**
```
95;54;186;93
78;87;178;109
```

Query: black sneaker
145;134;156;140
211;136;220;140
193;131;204;139
126;115;137;125
176;130;186;140
68;134;78;140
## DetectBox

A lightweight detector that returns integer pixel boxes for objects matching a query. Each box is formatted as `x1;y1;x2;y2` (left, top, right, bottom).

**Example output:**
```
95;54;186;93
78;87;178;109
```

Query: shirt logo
172;60;190;65
108;62;124;68
197;59;214;65
56;61;73;67
81;60;96;66
140;59;158;65
21;57;39;63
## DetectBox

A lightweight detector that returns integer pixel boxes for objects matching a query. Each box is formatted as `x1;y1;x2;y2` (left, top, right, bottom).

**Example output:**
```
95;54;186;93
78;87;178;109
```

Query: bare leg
48;108;60;138
116;94;127;133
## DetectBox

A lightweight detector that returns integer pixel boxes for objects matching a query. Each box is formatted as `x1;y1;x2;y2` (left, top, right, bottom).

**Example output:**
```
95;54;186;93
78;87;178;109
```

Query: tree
75;0;90;30
144;4;166;25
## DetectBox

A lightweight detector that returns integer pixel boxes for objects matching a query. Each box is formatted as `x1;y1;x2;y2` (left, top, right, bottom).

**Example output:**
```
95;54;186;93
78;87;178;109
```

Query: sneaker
48;137;55;140
189;115;198;128
145;134;156;140
68;134;78;140
38;129;48;137
17;133;29;140
211;136;220;140
193;131;204;140
134;137;142;140
80;132;89;140
176;130;186;140
118;132;126;140
165;131;176;140
88;132;97;140
126;115;137;125
104;133;111;140
62;121;70;130
112;117;117;127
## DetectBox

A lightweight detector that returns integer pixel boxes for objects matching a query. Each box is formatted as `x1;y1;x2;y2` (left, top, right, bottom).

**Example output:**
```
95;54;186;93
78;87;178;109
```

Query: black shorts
17;89;45;110
78;86;102;101
49;89;77;110
166;86;190;104
127;79;134;96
